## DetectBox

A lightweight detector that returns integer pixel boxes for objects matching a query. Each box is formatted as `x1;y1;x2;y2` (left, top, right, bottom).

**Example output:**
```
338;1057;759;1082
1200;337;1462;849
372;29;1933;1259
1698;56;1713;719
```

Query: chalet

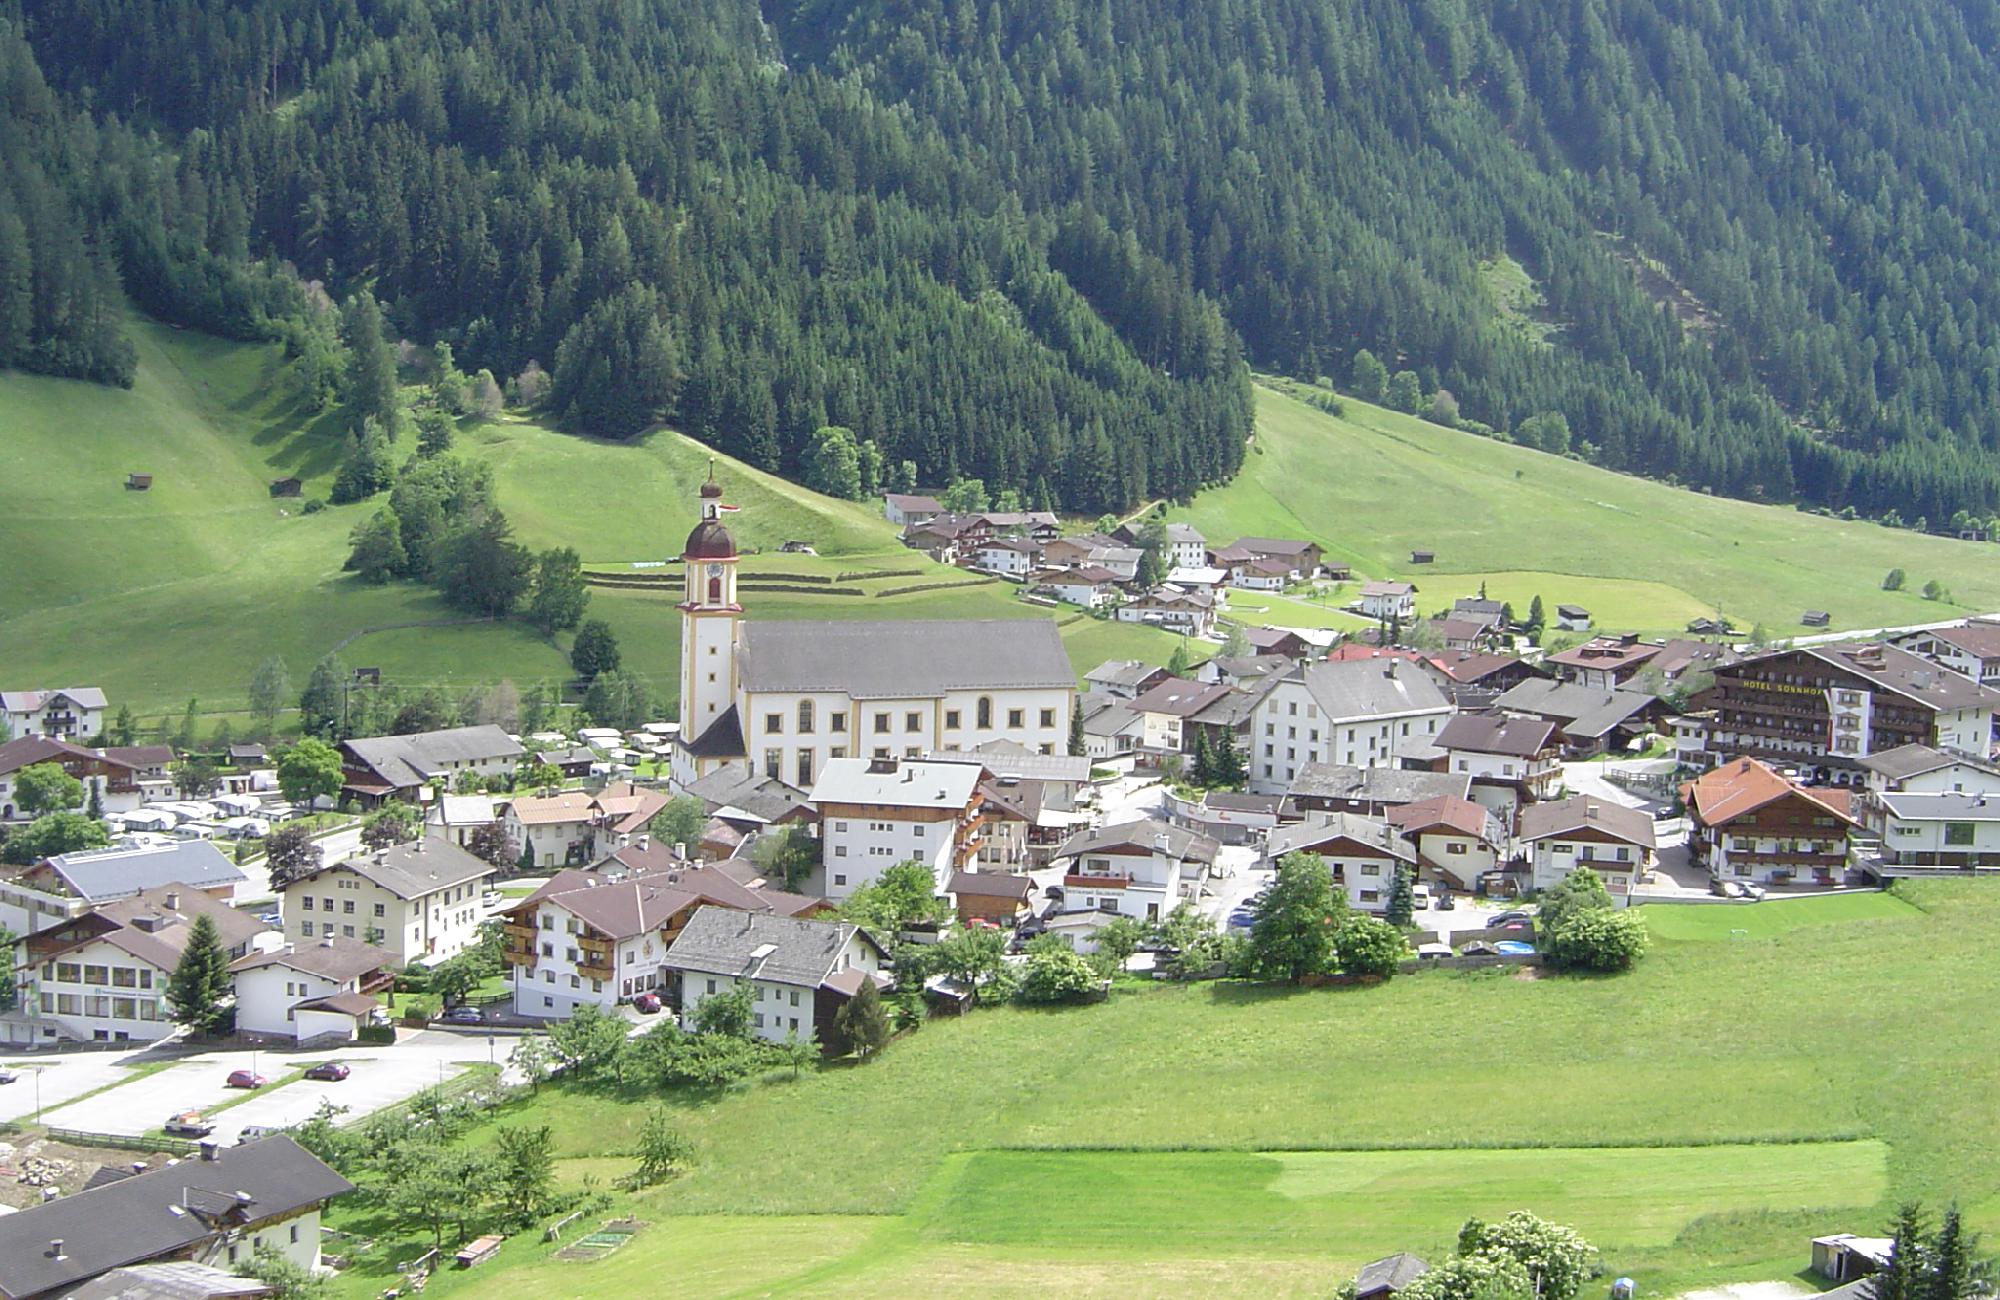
1385;796;1506;891
1546;636;1661;689
1515;796;1655;904
1113;522;1209;571
0;736;171;820
882;493;944;526
280;840;492;965
15;886;270;1044
338;725;525;805
967;536;1042;578
1040;564;1123;609
1650;638;1740;683
1166;564;1228;593
0;687;107;741
1285;762;1473;817
1247;659;1454;793
1078;695;1144;760
1555;604;1593;631
1694;642;2000;778
1084;660;1173;700
1491;679;1668;757
536;744;599;778
1435;712;1564;816
1170;789;1284;846
1128;678;1235;766
1053;817;1218;922
1358;581;1416;621
1244;626;1318;659
1418;651;1547;708
1426;616;1491;653
1262;813;1416;911
901;521;961;564
663;907;890;1051
1184;682;1277;772
680;762;814;832
1682;757;1858;886
1687;617;1734;636
0;1137;351;1298
1227;555;1295;591
1233;537;1324;577
229;936;395;1044
1116;585;1220;636
948;870;1035;925
502;781;669;868
1450;598;1507;631
1894;622;2000;689
808;756;987;898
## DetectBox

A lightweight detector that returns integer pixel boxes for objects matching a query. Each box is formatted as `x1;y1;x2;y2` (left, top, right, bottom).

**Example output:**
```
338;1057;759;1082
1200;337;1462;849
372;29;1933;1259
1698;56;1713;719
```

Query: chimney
164;891;180;912
199;1141;219;1162
868;756;897;774
636;833;650;851
48;1239;65;1261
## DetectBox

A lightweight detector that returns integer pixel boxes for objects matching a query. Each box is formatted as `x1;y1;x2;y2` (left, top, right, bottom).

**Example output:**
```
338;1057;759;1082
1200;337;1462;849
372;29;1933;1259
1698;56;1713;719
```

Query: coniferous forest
9;0;2000;520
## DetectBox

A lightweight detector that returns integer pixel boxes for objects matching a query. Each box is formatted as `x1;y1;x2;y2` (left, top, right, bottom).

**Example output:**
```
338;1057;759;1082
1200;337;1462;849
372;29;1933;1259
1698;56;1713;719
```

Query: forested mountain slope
12;0;2000;522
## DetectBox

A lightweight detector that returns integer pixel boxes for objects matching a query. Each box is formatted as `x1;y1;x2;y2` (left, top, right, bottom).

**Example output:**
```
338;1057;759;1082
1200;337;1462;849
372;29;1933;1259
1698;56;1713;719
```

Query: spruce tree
835;978;891;1059
166;913;232;1035
1068;704;1086;757
1925;1207;1979;1300
1191;728;1215;787
1385;866;1416;927
1875;1204;1931;1300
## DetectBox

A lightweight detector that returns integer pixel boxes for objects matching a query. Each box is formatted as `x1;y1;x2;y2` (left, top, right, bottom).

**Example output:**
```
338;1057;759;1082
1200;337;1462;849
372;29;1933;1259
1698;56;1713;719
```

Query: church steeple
679;465;741;747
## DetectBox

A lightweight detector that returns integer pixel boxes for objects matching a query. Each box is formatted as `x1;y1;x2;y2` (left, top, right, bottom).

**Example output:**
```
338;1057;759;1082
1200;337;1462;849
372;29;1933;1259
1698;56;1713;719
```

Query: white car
1410;884;1434;910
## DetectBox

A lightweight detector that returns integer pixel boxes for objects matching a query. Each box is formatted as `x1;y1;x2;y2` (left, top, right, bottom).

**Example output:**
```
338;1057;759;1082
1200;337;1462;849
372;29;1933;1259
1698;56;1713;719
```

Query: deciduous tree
1247;851;1346;981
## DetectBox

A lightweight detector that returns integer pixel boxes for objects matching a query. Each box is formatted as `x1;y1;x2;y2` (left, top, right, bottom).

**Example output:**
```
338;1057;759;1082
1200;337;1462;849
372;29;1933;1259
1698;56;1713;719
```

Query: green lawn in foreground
326;880;2000;1299
1639;892;1921;941
1178;382;2000;635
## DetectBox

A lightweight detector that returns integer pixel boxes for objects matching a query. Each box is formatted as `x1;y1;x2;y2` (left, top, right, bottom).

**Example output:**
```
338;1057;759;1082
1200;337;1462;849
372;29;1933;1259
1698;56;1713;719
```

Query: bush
1017;946;1100;1004
301;498;327;514
1333;915;1407;977
1542;907;1649;972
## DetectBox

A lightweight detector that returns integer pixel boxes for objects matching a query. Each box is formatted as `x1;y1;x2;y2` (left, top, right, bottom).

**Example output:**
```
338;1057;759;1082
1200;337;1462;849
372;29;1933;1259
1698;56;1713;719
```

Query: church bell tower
678;467;741;744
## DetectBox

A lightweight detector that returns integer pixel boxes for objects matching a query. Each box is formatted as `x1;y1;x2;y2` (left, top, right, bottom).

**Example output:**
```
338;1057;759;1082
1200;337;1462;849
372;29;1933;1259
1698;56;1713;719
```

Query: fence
39;1127;200;1157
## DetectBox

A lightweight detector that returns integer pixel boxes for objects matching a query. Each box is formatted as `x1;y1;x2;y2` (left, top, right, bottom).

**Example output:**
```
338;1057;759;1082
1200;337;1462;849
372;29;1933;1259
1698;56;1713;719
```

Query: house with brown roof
1054;817;1219;922
1435;712;1564;817
1694;642;2000;777
882;492;944;526
1358;581;1416;621
1116;585;1220;636
1546;635;1662;690
1516;796;1656;904
662;907;891;1050
1128;678;1235;766
501;780;669;869
1385;796;1506;891
1230;537;1324;577
1894;621;2000;689
1418;651;1548;707
14;886;271;1045
1682;757;1859;886
1262;813;1417;912
948;869;1036;925
0;736;171;821
229;936;394;1044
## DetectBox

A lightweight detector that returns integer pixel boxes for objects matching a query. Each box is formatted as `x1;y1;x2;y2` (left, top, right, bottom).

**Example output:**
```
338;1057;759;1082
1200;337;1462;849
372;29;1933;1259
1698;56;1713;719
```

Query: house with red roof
1681;757;1859;886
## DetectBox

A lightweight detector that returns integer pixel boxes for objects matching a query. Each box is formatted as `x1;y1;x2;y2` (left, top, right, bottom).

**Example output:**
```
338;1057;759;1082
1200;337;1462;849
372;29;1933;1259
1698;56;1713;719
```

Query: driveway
205;1055;469;1143
39;1059;245;1136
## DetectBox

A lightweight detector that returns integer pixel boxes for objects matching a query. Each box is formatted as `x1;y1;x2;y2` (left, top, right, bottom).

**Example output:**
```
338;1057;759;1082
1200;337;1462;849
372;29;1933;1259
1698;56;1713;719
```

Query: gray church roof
737;619;1073;699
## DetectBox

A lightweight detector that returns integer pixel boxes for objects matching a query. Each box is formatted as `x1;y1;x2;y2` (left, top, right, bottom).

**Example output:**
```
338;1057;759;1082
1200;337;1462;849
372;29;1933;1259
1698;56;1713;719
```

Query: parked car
633;992;662;1015
225;1069;267;1089
442;1005;484;1024
1488;909;1533;927
237;1125;284;1142
1740;882;1768;901
1411;884;1434;910
164;1112;215;1137
1436;892;1457;911
255;910;282;927
0;1067;17;1085
304;1062;351;1082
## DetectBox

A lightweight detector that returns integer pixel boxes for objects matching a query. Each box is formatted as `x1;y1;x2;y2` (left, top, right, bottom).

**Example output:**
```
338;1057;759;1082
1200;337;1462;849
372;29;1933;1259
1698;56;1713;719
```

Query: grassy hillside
1185;383;2000;637
0;318;1180;717
320;883;2000;1299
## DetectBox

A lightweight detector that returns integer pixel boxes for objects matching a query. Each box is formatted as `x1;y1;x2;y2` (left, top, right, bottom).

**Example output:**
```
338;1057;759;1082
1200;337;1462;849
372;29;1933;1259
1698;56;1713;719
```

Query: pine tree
1191;728;1215;787
1926;1208;1978;1300
1214;737;1246;790
166;913;232;1035
1068;704;1086;757
1385;866;1416;927
834;978;891;1059
1875;1204;1931;1300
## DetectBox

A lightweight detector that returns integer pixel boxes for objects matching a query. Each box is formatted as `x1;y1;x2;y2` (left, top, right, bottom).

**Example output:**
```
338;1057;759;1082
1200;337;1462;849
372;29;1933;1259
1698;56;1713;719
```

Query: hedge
875;578;997;597
839;567;924;581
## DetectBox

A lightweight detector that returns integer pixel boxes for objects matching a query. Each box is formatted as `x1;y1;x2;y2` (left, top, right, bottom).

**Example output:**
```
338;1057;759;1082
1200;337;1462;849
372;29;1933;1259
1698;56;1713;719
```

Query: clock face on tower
707;564;723;578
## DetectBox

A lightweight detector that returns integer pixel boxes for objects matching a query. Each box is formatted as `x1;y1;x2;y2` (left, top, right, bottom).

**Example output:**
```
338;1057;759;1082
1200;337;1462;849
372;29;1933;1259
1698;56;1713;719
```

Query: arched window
708;575;722;603
798;700;815;734
976;696;993;729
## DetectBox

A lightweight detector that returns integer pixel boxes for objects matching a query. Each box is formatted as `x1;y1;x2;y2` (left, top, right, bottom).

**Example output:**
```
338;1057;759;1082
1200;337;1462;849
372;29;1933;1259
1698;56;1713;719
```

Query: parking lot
204;1054;471;1143
39;1059;247;1136
0;1051;165;1124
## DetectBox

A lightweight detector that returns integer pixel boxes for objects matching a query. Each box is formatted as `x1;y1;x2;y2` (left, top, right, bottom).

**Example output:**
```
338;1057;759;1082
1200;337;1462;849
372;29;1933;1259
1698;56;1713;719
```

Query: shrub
1333;915;1407;977
1542;907;1649;972
1018;946;1100;1004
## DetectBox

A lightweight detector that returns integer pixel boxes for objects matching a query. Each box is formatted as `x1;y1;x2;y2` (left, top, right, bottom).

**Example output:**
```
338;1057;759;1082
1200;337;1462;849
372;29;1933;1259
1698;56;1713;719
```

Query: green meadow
322;884;2000;1299
1184;382;2000;637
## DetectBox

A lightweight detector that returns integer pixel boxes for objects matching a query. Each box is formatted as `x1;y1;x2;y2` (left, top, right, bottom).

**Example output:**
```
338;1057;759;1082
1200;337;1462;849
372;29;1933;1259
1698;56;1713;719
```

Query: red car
225;1069;267;1089
632;992;662;1014
304;1062;350;1082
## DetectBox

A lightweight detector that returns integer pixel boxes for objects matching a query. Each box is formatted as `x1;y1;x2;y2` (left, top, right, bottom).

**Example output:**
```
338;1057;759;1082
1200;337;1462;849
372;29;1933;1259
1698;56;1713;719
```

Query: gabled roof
1386;796;1501;844
1286;763;1472;806
427;794;497;826
1233;536;1318;556
504;790;602;826
0;736;118;777
596;843;830;917
1793;641;2000;711
340;725;525;790
0;686;108;713
30;886;269;972
884;493;943;512
1546;637;1661;672
1356;1252;1430;1296
948;870;1034;900
662;906;885;987
1129;678;1233;719
1266;813;1414;863
37;840;245;903
0;1137;351;1300
1875;791;2000;821
737;619;1074;698
1284;659;1452;723
1360;581;1415;597
1085;660;1167;689
1436;712;1558;758
299;839;493;900
809;758;983;810
1855;743;1959;780
64;1261;271;1300
1491;679;1661;738
1517;795;1657;848
1055;816;1219;864
1914;622;2000;660
229;935;393;983
1423;650;1536;684
1681;757;1857;828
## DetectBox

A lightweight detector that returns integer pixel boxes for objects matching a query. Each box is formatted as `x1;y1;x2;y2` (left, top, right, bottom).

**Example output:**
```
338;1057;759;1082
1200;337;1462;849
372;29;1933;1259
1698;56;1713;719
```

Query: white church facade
670;476;1076;791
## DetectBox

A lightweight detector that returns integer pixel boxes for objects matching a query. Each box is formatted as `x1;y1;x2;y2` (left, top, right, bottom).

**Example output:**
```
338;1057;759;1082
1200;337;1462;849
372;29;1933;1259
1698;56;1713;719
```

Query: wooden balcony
1065;872;1133;891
